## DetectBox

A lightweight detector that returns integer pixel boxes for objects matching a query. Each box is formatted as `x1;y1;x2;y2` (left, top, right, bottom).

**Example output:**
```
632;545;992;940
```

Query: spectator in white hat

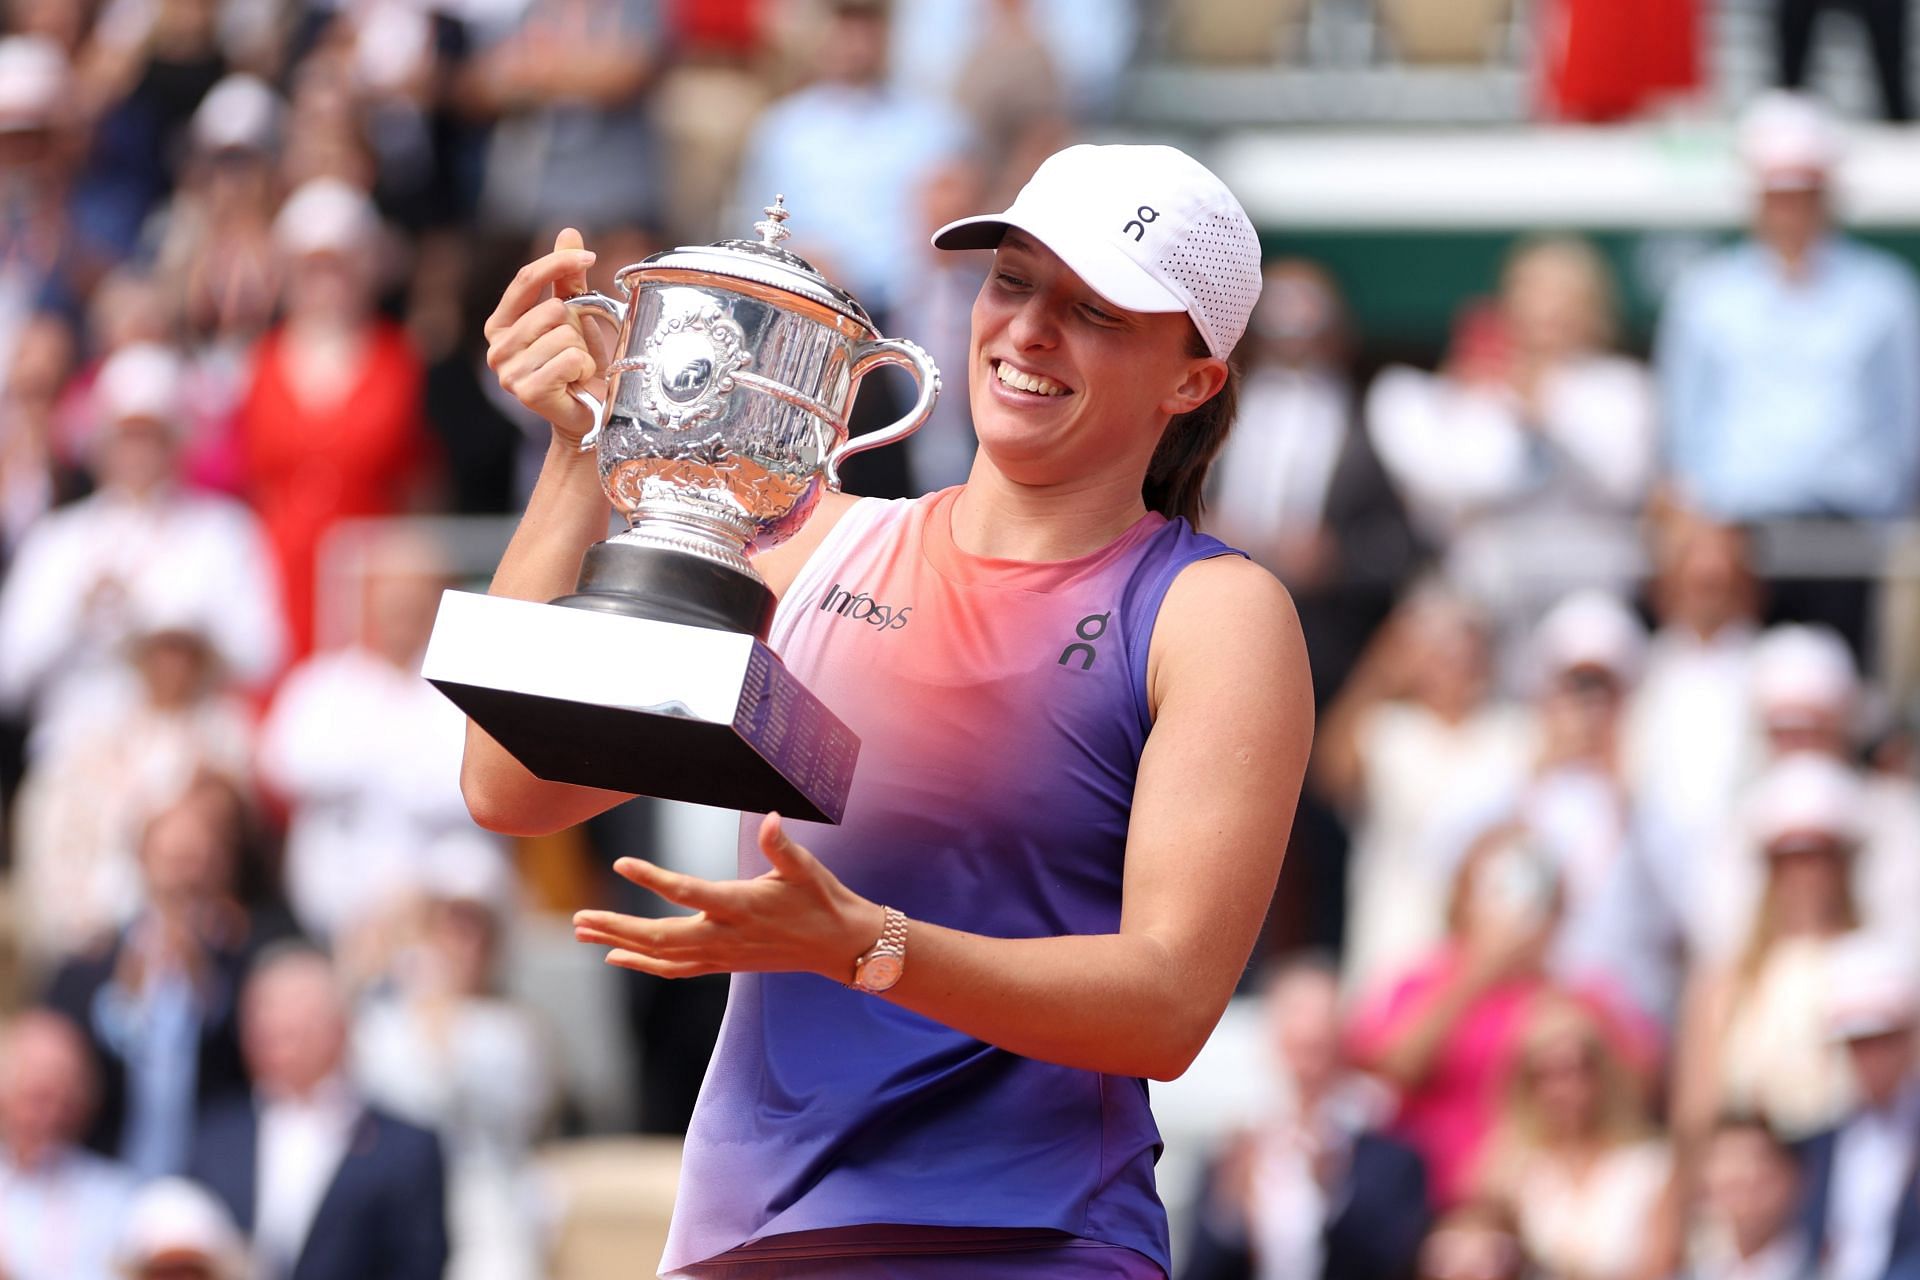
1751;622;1860;758
238;178;431;659
1673;754;1869;1143
1688;624;1920;974
0;35;82;380
0;341;284;759
1427;591;1655;1011
352;831;555;1280
151;74;284;377
1658;92;1920;529
0;34;68;135
116;1177;251;1280
1798;935;1920;1280
189;74;281;157
10;601;257;969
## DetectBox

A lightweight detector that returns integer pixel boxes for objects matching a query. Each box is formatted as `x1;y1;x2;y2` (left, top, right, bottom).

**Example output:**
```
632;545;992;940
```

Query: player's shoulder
1148;553;1311;723
1167;550;1296;618
1159;553;1305;664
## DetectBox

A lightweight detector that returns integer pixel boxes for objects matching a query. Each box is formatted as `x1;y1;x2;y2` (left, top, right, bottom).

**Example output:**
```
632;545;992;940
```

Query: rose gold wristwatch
851;906;908;993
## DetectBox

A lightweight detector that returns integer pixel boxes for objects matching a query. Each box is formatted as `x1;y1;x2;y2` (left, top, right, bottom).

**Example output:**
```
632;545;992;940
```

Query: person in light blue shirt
0;1010;140;1280
1657;92;1920;521
732;0;970;321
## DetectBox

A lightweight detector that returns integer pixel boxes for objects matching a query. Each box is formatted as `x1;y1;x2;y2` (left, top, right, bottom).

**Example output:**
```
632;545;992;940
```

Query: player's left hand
571;812;884;982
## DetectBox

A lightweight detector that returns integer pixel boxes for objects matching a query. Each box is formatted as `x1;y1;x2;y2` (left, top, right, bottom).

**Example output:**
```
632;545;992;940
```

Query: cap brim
1829;1012;1916;1043
1756;165;1828;192
932;212;1187;317
1762;830;1855;857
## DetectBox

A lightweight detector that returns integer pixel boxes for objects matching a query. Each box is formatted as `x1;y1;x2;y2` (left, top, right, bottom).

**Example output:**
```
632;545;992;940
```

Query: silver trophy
422;199;939;823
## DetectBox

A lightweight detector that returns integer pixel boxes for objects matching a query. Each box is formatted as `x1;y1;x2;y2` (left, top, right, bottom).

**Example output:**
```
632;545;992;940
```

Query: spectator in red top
237;179;432;661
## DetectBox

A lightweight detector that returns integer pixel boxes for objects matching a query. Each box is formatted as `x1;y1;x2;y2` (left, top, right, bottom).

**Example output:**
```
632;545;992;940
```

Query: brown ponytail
1142;328;1240;528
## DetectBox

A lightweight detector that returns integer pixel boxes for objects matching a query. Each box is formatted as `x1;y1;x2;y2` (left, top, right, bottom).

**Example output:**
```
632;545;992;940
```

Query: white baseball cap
192;73;281;154
97;342;186;429
931;143;1263;360
418;829;516;914
116;1178;249;1280
1749;751;1866;852
1532;589;1647;684
1740;91;1843;191
1826;932;1920;1042
1752;623;1858;720
274;177;382;259
0;35;68;132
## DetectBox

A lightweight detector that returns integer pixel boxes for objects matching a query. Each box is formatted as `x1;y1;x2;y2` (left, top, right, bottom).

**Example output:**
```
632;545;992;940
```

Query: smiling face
967;231;1225;498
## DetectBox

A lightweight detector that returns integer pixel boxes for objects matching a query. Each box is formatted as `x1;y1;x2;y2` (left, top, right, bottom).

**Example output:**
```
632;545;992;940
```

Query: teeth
995;361;1068;397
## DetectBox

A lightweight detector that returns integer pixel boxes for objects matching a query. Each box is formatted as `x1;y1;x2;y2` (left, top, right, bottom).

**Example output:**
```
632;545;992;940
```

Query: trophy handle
562;292;628;451
826;337;941;490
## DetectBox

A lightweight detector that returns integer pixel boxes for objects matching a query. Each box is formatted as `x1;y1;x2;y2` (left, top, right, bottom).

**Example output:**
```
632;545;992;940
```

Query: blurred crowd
1;0;1919;1279
1182;78;1920;1280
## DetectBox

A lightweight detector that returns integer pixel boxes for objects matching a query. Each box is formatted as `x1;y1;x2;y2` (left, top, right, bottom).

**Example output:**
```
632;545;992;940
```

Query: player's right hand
484;227;605;447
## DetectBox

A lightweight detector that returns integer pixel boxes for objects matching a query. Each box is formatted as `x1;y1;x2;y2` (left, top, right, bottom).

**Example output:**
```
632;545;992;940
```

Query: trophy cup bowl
422;199;940;823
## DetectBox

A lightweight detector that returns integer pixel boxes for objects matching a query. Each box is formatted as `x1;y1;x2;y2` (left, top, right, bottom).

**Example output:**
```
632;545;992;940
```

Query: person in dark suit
189;946;448;1280
1794;936;1920;1280
45;792;272;1177
1181;956;1430;1280
1205;260;1422;709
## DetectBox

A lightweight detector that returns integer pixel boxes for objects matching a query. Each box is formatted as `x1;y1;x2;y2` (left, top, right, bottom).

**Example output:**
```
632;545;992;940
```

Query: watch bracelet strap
875;905;908;956
852;905;908;984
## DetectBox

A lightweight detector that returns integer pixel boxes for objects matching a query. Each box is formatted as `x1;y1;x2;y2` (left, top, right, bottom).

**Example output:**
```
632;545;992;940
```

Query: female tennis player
464;143;1313;1279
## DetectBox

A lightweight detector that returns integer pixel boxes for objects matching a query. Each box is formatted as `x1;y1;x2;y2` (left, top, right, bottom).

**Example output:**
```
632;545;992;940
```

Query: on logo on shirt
1058;612;1111;671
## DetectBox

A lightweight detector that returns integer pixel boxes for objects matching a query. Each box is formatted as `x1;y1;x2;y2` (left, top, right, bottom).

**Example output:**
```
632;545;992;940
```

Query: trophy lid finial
754;195;792;246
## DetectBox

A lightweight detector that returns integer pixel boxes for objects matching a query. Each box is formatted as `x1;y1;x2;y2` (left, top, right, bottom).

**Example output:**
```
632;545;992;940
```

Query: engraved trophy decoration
422;199;940;822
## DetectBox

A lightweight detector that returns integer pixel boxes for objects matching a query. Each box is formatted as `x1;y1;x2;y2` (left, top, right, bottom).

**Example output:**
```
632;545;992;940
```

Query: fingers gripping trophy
422;200;940;822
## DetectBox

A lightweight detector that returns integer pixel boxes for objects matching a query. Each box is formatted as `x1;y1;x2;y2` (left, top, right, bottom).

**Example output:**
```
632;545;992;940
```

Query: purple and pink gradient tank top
661;487;1245;1277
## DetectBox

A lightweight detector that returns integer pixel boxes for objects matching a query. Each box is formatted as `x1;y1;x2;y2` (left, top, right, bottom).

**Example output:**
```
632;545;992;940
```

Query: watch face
857;954;904;992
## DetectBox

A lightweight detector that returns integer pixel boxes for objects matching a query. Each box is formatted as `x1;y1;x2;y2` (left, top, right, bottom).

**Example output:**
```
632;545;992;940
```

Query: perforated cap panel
1157;208;1262;359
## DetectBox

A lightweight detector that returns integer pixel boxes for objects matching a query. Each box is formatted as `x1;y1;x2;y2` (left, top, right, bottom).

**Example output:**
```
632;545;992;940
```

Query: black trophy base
422;590;858;824
552;540;776;641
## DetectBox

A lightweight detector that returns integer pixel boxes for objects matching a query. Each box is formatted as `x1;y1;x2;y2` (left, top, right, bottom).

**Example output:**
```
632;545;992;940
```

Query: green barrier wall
1263;228;1920;357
